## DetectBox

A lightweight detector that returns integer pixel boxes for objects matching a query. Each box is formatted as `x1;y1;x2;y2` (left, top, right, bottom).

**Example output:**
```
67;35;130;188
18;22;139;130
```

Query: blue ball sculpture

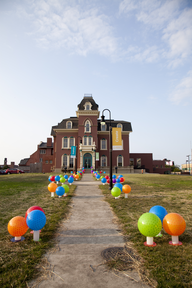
64;175;68;180
114;183;123;191
101;178;106;184
26;210;46;231
149;205;168;223
68;177;74;184
55;175;60;182
56;186;65;197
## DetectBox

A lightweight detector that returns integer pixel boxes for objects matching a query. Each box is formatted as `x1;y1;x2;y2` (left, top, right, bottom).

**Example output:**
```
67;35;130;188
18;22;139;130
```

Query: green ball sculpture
138;212;162;247
111;187;121;199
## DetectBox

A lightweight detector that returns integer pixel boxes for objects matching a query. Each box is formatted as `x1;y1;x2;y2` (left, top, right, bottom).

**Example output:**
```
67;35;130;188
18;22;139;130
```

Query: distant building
19;95;173;174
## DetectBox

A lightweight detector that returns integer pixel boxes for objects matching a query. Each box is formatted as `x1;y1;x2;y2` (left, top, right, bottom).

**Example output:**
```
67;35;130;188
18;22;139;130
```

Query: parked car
0;170;6;175
5;168;25;174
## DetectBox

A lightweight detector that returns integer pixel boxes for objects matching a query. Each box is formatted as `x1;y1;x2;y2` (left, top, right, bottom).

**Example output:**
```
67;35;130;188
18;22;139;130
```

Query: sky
0;0;192;168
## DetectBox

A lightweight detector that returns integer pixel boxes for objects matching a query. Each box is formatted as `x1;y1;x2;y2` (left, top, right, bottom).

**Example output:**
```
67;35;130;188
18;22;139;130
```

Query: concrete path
29;174;150;288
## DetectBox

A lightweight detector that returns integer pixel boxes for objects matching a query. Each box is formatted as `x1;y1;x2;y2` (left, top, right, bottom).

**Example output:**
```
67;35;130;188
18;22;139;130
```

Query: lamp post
76;136;82;172
101;109;113;190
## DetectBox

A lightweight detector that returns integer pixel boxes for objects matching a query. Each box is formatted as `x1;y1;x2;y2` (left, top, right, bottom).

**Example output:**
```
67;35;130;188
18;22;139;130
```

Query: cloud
170;70;192;104
18;0;119;58
119;0;192;67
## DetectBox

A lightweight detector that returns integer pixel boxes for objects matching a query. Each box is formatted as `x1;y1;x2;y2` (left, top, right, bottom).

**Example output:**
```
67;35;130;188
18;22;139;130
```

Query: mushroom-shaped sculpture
75;174;79;181
68;176;74;185
56;186;65;198
50;175;55;182
60;176;66;184
48;182;57;197
64;175;68;180
8;216;28;242
120;177;125;183
149;205;168;237
55;175;60;184
122;184;131;198
138;213;162;247
101;177;107;185
26;210;46;241
163;213;186;245
114;183;123;192
25;206;45;234
111;187;121;199
96;174;100;180
62;184;69;197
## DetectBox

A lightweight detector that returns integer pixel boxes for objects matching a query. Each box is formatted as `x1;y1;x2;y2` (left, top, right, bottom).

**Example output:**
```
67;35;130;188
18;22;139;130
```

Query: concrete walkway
29;174;150;288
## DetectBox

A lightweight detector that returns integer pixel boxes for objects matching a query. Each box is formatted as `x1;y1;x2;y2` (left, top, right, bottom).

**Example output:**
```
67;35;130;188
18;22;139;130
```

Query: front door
83;153;92;169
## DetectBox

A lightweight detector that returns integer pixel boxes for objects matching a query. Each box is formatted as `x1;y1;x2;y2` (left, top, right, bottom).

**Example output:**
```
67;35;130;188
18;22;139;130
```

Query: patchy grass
0;173;76;288
100;174;192;288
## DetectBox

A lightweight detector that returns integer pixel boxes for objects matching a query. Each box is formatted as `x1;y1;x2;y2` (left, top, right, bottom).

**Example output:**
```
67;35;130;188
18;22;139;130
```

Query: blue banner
71;146;76;158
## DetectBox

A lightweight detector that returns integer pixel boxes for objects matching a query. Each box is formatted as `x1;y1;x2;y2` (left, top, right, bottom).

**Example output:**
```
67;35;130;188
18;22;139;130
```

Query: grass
100;174;192;288
0;173;76;288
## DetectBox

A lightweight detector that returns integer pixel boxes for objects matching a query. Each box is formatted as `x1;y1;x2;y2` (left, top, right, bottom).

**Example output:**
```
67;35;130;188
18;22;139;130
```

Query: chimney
47;138;52;147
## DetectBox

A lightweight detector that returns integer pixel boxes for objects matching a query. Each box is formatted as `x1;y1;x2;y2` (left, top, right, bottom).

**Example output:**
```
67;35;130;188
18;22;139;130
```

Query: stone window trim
117;123;123;131
117;155;123;167
66;121;72;129
100;138;107;150
101;155;107;167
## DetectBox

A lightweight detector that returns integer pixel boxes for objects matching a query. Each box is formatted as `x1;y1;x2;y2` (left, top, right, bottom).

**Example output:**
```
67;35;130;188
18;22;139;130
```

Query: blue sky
0;0;192;167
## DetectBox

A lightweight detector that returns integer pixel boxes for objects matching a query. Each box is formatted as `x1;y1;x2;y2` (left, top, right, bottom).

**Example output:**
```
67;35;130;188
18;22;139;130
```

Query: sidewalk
29;173;150;288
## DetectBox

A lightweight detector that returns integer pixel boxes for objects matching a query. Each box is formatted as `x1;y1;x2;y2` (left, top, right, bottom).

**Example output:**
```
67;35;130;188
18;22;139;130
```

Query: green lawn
100;174;192;288
0;173;76;288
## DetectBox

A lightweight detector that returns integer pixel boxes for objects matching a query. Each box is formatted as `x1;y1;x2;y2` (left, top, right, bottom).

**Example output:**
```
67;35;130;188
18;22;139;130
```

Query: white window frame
40;149;46;154
117;155;123;167
88;136;92;146
117;123;123;131
84;101;92;110
101;123;106;131
84;136;87;145
66;121;72;129
63;137;68;148
69;137;75;147
100;139;107;150
69;156;74;168
84;119;91;133
62;154;68;167
101;155;107;167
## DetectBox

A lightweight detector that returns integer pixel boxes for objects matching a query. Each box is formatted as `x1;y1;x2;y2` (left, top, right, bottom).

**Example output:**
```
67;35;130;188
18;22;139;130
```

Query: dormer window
66;121;72;129
117;123;123;131
84;102;92;110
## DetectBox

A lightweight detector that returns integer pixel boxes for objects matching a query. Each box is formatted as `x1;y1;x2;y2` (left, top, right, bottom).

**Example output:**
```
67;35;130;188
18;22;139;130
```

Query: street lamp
101;109;113;190
76;136;82;172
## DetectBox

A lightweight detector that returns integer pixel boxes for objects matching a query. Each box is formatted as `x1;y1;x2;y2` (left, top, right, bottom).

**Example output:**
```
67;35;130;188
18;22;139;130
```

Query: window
69;137;74;147
40;149;46;154
84;136;87;145
63;137;68;148
137;158;141;168
84;119;91;133
101;155;107;167
101;123;106;131
45;160;49;164
50;160;52;164
66;121;72;129
88;136;92;145
63;154;67;167
118;155;123;167
130;158;134;166
101;139;107;150
69;156;74;168
117;123;123;130
84;102;92;110
40;158;43;162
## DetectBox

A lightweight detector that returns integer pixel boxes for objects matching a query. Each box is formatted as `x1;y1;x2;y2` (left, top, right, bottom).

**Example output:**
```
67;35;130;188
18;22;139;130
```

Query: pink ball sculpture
163;213;186;245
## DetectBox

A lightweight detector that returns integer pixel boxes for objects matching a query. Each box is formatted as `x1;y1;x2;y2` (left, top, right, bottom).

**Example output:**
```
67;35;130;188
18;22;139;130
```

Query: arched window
63;137;68;148
101;138;107;150
69;156;74;168
62;154;68;167
101;123;106;131
117;155;123;167
88;136;92;145
84;119;91;133
69;137;74;147
84;102;92;110
117;123;123;131
66;121;72;129
101;155;107;167
84;136;87;145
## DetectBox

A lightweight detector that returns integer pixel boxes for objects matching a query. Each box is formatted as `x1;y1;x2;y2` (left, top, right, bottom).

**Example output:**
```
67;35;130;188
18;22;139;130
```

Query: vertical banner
71;146;76;158
96;152;99;161
112;128;122;150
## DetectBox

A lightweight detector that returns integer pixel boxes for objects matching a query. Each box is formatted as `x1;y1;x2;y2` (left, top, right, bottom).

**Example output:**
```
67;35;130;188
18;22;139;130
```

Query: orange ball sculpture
163;213;186;245
122;184;131;198
48;182;57;197
8;216;28;242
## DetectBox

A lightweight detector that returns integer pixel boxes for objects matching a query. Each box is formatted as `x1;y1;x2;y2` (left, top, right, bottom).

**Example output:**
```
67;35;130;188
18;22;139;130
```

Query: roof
97;119;132;132
39;142;54;148
51;117;79;136
77;96;99;111
19;158;30;165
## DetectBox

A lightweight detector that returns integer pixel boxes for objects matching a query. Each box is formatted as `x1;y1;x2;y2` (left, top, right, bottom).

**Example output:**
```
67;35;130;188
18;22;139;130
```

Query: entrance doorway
83;153;92;169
